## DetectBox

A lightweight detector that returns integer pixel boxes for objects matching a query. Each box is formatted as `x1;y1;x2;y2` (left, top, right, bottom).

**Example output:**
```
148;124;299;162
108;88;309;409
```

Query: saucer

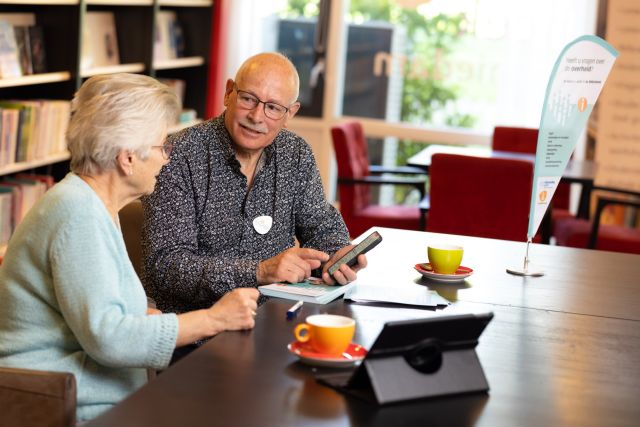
288;341;367;368
414;263;473;283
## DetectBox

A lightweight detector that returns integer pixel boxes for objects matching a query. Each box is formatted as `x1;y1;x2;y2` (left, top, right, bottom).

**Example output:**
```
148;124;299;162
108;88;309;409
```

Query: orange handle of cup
294;323;311;343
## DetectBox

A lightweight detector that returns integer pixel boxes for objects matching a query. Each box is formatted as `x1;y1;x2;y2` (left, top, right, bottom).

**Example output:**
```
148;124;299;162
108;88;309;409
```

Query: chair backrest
119;199;144;277
492;126;539;154
492;126;570;210
427;153;533;241
0;366;76;427
331;121;371;216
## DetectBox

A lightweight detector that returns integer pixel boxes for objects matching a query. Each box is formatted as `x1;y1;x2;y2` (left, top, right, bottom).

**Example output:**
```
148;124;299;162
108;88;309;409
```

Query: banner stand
506;240;544;277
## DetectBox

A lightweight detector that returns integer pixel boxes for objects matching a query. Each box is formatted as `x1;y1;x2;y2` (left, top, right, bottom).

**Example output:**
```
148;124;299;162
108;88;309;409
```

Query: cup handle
294;323;310;343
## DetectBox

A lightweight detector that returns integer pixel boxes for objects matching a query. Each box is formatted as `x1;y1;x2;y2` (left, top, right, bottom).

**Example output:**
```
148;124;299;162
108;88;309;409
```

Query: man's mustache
239;120;268;134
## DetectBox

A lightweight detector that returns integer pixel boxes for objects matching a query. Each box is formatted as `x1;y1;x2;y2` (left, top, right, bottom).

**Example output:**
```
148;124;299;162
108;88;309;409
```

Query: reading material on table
344;283;450;307
259;277;356;305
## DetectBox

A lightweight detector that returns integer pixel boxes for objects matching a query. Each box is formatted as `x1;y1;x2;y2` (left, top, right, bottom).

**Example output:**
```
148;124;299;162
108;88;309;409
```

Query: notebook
259;277;355;304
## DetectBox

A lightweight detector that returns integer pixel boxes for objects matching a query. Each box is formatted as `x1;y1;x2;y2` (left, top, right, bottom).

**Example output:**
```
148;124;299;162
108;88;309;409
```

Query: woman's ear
116;150;135;176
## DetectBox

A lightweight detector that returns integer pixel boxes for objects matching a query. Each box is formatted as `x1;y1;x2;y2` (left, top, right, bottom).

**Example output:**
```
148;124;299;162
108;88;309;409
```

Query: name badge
253;215;273;235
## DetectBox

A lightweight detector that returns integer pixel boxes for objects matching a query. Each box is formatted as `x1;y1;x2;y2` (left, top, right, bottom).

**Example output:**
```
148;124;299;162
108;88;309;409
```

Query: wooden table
407;144;596;219
88;227;640;427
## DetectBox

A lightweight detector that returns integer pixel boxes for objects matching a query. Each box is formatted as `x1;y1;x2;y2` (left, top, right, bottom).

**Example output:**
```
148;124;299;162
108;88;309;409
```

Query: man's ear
116;150;135;176
223;79;235;107
282;102;301;128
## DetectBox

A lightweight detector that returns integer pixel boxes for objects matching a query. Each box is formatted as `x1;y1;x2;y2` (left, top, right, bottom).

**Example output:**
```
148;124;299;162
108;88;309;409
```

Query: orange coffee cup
294;314;355;355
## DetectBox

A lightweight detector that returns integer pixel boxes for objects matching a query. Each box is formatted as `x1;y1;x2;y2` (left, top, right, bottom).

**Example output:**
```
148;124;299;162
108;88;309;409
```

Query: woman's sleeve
50;209;178;370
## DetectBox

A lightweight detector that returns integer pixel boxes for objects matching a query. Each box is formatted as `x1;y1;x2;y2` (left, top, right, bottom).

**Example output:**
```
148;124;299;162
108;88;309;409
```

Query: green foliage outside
285;0;477;204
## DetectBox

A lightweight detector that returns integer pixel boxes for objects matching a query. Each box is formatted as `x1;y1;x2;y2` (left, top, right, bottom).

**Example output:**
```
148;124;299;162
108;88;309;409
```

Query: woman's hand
206;288;260;335
175;288;260;347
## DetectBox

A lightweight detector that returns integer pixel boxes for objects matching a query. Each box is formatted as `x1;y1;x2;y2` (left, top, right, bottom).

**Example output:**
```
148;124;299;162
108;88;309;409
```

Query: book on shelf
0;188;13;246
0;174;52;247
0;13;35;27
81;12;120;70
259;277;356;304
13;26;32;75
0;174;49;227
158;78;186;104
28;25;46;74
0;14;47;77
154;11;185;62
0;20;22;78
0;108;20;167
179;109;197;123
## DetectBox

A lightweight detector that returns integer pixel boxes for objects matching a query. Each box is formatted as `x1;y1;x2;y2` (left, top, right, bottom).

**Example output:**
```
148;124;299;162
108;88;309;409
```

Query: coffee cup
427;244;463;274
293;314;355;355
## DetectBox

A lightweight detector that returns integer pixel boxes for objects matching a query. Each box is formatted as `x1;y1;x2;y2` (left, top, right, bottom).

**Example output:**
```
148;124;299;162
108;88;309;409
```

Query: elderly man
142;52;367;315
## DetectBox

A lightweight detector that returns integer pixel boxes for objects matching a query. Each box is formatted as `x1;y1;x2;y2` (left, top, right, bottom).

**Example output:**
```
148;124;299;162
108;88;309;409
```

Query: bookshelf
0;0;214;142
0;0;214;253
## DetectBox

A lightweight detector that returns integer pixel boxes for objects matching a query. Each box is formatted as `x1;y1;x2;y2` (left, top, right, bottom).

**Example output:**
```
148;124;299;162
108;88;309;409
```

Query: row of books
0;174;53;248
80;10;187;71
0;100;71;167
0;17;46;78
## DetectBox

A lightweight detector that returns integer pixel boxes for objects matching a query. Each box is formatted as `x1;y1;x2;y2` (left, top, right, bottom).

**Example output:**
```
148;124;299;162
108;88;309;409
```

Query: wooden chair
427;153;534;242
0;366;76;427
119;199;144;277
331;121;427;237
554;196;640;254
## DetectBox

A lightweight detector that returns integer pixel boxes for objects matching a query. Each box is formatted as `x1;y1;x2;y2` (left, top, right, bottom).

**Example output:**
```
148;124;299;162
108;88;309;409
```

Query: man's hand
257;247;330;284
321;245;368;285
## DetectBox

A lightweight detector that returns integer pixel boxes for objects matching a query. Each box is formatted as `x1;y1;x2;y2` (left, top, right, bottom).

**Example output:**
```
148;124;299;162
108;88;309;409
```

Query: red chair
492;126;573;226
427;153;533;242
331;121;426;237
555;196;640;254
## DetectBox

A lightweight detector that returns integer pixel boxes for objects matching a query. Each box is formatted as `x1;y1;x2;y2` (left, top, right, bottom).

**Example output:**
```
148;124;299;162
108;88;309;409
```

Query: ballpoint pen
286;300;304;319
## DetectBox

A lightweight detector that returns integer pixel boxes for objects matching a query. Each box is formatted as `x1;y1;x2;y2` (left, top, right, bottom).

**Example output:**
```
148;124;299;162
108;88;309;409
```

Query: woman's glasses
152;142;174;159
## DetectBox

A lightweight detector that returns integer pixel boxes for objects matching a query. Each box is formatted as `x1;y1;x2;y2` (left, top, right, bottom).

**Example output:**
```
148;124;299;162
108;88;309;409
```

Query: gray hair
67;73;181;175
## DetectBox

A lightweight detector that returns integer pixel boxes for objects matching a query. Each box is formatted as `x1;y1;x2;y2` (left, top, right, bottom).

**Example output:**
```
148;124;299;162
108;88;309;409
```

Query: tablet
318;312;494;404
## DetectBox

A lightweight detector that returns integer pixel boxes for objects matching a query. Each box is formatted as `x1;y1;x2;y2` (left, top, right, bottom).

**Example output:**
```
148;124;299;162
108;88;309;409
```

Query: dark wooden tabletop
88;227;640;427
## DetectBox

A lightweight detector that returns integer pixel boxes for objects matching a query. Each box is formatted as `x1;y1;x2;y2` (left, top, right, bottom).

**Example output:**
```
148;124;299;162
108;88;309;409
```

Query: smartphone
327;231;383;278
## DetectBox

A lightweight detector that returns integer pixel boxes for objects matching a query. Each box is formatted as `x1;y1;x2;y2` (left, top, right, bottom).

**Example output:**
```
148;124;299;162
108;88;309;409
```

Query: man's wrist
256;261;266;284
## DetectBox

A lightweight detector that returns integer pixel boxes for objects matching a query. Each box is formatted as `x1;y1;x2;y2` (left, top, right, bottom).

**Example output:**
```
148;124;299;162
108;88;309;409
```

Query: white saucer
414;263;473;283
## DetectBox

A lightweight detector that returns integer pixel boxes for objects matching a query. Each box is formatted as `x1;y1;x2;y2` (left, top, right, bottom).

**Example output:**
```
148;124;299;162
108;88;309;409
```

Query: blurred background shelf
0;72;72;88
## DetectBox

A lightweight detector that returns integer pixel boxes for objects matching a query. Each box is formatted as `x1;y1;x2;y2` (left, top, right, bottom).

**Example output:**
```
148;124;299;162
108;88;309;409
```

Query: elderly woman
0;74;259;422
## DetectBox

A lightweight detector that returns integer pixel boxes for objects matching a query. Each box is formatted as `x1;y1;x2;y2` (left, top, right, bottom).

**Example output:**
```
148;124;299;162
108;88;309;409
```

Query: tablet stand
318;314;492;405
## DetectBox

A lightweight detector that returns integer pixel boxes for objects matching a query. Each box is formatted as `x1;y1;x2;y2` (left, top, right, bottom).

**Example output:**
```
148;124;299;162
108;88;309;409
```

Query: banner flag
527;35;618;241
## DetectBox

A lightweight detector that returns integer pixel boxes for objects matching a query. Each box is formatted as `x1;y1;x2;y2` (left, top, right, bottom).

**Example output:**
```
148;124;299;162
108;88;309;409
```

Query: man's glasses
152;142;174;159
234;86;291;120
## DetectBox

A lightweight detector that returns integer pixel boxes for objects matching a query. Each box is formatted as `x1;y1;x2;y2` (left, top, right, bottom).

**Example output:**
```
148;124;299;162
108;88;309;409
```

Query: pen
286;300;304;319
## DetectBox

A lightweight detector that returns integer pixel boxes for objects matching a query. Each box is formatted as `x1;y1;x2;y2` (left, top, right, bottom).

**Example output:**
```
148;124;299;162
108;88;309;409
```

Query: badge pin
253;215;273;235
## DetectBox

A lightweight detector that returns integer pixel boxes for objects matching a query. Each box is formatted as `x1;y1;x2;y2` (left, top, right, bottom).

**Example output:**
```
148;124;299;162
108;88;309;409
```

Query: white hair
67;73;181;175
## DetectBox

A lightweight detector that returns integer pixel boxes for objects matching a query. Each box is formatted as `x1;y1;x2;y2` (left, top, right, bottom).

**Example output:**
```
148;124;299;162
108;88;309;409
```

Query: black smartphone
327;231;383;278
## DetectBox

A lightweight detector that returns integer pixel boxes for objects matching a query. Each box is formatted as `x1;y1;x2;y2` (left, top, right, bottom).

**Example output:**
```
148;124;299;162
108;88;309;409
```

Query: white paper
344;284;449;307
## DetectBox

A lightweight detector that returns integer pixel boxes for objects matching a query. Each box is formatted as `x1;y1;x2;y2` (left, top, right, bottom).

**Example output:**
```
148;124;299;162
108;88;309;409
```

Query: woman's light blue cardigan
0;173;179;421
